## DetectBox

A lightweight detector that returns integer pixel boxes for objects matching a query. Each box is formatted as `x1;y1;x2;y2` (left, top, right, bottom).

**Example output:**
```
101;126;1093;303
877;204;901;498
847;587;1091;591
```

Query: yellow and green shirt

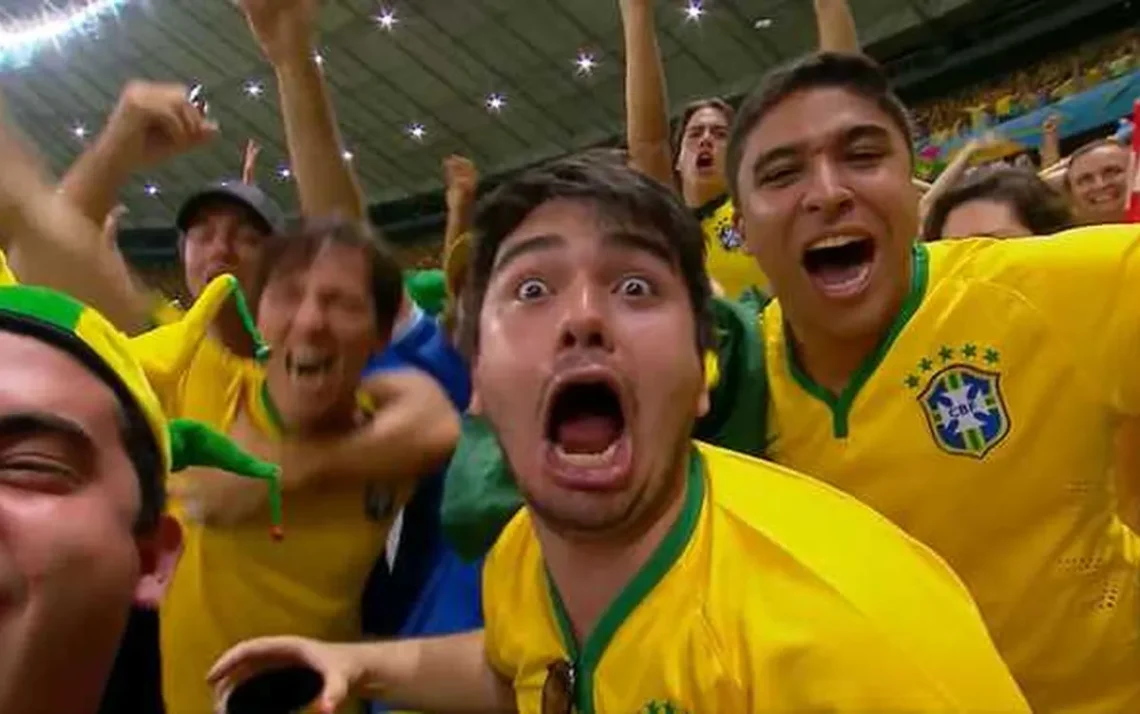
485;442;1028;714
137;327;392;714
693;195;768;303
762;226;1140;712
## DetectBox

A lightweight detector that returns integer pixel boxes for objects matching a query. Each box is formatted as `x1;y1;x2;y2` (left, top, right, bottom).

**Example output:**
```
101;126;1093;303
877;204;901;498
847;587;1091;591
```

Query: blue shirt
361;307;481;647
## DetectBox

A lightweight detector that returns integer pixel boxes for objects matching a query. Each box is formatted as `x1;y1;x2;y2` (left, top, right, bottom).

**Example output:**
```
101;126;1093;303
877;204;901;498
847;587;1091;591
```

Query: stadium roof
0;0;1129;248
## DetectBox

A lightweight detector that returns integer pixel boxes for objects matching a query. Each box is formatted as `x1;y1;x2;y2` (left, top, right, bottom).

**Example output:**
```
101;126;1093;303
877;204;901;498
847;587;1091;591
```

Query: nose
557;281;613;353
801;157;854;219
291;293;327;336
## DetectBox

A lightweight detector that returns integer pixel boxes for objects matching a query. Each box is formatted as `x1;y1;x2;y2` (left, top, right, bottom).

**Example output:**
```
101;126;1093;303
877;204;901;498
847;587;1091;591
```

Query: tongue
557;414;620;454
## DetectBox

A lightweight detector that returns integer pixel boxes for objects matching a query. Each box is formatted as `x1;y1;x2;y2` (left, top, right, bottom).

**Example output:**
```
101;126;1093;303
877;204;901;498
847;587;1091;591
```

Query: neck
538;454;689;645
681;179;725;209
262;378;359;437
790;327;883;395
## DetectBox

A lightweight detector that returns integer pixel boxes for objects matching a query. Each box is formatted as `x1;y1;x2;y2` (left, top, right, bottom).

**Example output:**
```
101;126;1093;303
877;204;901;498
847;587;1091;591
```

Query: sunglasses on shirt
542;660;577;714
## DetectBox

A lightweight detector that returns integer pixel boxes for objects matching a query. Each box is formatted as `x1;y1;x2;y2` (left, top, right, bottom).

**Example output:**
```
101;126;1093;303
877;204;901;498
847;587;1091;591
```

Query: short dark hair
459;154;713;359
672;97;735;163
922;165;1075;241
1064;138;1129;190
726;52;915;205
117;401;164;534
259;218;404;338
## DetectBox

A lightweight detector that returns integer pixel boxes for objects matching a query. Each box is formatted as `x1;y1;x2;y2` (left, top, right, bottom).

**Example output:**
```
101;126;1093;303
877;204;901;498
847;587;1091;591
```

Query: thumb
316;674;349;714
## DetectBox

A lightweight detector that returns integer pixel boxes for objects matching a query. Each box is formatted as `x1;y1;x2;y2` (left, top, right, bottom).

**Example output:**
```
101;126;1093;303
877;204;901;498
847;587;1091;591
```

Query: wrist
269;40;317;74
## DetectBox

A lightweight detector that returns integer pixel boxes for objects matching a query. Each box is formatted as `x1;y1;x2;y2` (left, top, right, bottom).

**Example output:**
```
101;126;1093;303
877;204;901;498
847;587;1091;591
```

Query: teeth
555;441;618;467
809;235;863;250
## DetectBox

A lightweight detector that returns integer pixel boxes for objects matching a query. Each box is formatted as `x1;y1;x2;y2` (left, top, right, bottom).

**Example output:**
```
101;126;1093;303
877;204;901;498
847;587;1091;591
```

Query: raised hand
101;81;218;171
242;139;262;185
444;154;479;204
238;0;320;66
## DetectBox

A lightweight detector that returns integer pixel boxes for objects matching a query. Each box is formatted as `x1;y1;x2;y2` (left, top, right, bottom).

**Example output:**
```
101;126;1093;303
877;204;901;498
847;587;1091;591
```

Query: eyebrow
0;411;95;454
750;122;893;173
492;229;677;278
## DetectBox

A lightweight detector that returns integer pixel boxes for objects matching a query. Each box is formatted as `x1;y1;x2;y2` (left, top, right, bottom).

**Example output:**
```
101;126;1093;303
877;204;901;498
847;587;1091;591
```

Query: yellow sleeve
480;511;524;679
982;225;1140;415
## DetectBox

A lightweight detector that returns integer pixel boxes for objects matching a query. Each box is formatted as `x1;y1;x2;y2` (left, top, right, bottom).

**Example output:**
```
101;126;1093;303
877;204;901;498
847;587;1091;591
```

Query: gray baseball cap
175;181;285;236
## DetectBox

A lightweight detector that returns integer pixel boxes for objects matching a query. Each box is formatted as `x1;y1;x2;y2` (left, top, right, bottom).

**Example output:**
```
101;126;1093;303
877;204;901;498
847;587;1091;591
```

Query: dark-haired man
721;52;1140;711
207;155;1027;714
618;0;858;302
151;218;458;714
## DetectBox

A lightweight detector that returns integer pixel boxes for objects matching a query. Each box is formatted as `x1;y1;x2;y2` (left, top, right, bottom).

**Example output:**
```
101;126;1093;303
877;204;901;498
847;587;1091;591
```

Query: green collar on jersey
545;447;706;714
785;241;930;438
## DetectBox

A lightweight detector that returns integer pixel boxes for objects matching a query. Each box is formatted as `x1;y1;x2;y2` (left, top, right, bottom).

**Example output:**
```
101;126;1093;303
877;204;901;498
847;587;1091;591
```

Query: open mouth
695;152;715;170
284;347;337;389
802;235;876;299
545;379;627;468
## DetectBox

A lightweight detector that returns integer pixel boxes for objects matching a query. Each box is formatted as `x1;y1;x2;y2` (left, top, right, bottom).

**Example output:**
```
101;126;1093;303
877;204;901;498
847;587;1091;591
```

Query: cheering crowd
3;0;1140;712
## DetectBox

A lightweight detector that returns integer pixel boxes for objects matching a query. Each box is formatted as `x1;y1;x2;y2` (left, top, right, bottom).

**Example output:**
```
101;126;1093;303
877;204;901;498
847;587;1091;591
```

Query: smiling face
472;198;707;539
0;332;169;713
676;105;731;204
1068;143;1130;225
734;86;918;347
258;239;386;433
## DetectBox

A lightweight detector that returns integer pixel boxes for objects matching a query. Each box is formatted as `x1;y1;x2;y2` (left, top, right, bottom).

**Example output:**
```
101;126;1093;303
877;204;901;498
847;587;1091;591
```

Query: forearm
919;141;978;220
274;50;365;220
619;0;673;186
287;382;460;490
8;190;149;333
814;0;859;53
58;134;134;227
444;194;476;253
356;632;515;712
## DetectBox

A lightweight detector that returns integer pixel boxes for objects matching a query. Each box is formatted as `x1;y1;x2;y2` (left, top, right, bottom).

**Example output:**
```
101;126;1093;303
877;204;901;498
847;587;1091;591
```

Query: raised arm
239;0;365;219
619;0;674;186
444;155;479;255
59;81;216;227
814;0;860;53
0;95;179;332
209;631;515;714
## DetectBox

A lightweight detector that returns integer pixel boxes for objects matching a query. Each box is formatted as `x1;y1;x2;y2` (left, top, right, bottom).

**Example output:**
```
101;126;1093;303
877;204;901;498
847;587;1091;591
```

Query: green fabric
440;296;770;561
404;269;447;317
441;416;524;561
0;284;84;332
168;418;284;535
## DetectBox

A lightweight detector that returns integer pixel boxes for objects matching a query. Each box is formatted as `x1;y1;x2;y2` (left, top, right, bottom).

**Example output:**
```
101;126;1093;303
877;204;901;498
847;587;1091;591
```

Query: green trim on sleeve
546;448;705;714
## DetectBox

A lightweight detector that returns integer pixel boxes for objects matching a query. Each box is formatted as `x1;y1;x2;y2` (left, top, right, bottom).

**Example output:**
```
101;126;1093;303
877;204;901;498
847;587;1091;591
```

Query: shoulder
485;506;539;577
925;225;1140;285
698;442;966;596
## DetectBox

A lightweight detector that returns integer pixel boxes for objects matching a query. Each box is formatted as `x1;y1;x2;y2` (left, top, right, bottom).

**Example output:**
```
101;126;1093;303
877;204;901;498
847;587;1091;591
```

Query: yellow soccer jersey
150;336;392;714
763;227;1140;713
484;442;1028;714
693;195;768;302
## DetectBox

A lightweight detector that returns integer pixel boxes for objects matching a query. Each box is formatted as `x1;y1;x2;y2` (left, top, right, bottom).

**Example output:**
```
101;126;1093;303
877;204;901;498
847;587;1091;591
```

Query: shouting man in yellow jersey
150;219;459;714
618;0;858;303
723;53;1140;712
207;155;1028;714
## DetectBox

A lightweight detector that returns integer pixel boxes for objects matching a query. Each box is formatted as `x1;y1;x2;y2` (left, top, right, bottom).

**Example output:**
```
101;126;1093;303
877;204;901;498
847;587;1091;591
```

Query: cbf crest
906;344;1010;459
717;223;744;251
